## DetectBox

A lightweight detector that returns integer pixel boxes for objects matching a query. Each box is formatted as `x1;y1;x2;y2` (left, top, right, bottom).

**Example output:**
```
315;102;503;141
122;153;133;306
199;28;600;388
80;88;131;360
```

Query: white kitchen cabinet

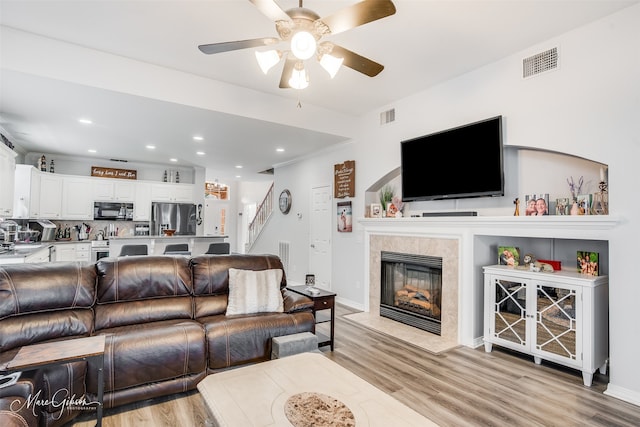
483;265;608;386
151;183;194;203
0;143;17;217
54;242;90;262
24;246;51;263
62;176;93;220
39;174;63;219
134;182;151;221
92;179;135;201
13;165;41;219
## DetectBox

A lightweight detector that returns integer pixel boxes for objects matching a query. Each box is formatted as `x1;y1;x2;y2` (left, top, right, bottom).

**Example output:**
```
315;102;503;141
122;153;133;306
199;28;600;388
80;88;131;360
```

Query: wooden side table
0;335;106;427
287;285;336;351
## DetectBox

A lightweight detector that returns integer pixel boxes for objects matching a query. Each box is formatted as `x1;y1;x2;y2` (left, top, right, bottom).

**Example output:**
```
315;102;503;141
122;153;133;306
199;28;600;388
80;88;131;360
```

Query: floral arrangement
567;176;583;201
391;196;404;213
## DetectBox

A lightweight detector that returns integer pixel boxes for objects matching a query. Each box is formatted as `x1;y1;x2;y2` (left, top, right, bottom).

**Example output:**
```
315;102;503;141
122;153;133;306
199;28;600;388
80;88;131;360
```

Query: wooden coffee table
197;352;437;426
0;335;105;427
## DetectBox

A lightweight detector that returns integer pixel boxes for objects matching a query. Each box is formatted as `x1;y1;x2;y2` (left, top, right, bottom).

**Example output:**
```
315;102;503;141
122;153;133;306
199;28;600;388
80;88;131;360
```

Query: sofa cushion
87;320;206;395
226;268;284;316
0;262;96;321
95;256;192;303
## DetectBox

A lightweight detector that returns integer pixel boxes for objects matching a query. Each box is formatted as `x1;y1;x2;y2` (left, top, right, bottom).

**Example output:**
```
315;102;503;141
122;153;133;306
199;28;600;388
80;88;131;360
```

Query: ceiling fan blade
249;0;291;22
328;44;384;77
279;55;296;88
319;0;396;35
198;38;279;55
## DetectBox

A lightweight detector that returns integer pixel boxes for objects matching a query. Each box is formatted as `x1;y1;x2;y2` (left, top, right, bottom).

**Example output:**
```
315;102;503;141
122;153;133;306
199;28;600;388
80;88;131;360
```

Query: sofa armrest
282;290;314;313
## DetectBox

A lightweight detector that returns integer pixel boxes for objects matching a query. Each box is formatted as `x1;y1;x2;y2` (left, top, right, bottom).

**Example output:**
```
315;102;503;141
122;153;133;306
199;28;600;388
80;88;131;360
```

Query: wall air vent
523;47;558;78
278;241;290;273
259;168;274;175
380;108;395;125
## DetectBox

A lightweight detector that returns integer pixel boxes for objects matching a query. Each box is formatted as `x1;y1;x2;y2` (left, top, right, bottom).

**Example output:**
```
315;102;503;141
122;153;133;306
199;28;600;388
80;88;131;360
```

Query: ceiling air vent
380;108;395;125
523;47;558;78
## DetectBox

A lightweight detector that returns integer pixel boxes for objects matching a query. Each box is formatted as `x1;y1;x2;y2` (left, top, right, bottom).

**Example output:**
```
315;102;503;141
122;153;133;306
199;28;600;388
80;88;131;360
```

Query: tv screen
401;116;504;202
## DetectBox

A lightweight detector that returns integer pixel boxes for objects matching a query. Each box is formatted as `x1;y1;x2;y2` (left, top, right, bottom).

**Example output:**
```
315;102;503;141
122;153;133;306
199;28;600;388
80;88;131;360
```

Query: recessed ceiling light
170;158;178;162
193;136;204;141
146;145;156;149
196;151;206;156
235;175;242;179
88;149;97;153
78;118;93;124
276;148;285;152
235;165;243;169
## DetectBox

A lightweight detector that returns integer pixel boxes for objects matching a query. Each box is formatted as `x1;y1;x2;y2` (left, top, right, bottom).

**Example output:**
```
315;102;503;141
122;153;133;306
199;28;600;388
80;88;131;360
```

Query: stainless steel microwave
93;202;134;221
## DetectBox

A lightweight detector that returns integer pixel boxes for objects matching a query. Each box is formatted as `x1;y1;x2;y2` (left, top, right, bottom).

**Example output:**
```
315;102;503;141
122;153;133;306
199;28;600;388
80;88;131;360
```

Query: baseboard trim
604;383;640;407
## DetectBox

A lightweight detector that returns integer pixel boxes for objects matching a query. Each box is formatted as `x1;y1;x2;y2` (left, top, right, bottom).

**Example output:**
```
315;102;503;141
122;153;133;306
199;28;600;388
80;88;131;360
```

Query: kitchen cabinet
134;182;151;221
13;165;41;219
92;179;135;201
151;183;194;203
39;174;63;219
483;265;609;386
62;177;93;220
24;245;51;263
53;242;90;262
0;143;17;217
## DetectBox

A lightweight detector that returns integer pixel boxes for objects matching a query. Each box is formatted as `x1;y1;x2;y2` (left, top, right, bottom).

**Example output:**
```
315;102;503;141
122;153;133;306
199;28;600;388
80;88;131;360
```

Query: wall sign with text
334;160;355;198
91;166;137;180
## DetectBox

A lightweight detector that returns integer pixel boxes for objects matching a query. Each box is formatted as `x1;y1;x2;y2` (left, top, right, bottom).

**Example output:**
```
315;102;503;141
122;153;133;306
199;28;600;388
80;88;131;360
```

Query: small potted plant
379;185;394;216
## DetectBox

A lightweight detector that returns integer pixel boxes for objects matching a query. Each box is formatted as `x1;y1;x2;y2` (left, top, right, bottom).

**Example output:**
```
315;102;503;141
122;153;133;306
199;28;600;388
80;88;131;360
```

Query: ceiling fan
198;0;396;89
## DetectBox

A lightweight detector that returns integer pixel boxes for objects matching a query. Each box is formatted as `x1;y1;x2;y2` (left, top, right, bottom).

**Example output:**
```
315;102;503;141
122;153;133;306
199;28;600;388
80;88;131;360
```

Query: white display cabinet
483;265;608;386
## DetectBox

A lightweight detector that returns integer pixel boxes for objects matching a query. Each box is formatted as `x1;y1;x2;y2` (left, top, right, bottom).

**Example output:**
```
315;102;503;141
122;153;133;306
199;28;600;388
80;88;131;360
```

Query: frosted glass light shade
319;54;344;78
290;31;316;60
255;50;281;74
289;64;309;90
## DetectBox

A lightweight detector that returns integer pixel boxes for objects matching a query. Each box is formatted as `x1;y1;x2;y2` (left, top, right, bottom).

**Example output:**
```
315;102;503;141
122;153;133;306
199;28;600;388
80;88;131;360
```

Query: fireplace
380;251;443;335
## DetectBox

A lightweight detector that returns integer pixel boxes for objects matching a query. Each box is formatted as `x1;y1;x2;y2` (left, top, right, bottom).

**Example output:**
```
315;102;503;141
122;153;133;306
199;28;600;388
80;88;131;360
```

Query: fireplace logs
394;285;441;318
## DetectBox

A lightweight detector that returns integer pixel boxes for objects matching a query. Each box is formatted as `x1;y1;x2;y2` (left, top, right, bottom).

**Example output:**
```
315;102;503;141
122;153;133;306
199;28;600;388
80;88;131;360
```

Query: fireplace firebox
380;251;442;335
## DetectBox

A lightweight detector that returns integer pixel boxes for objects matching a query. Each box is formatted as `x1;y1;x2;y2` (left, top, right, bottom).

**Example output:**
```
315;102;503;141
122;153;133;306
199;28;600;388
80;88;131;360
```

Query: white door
309;185;332;290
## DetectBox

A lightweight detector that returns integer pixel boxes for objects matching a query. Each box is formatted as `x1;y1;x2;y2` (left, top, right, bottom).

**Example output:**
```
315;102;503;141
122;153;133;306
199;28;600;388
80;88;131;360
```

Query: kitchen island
109;235;228;257
0;243;53;264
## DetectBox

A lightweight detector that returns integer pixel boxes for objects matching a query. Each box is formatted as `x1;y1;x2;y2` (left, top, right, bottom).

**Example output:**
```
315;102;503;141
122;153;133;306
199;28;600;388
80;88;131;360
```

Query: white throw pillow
226;268;284;315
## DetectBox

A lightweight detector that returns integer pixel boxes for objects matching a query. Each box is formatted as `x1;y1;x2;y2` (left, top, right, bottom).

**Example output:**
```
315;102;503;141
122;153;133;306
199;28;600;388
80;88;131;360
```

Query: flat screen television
401;115;504;202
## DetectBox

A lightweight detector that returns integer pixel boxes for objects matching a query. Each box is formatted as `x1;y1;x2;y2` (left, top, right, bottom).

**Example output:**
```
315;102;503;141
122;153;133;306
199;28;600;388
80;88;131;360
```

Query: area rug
285;392;355;427
343;311;459;354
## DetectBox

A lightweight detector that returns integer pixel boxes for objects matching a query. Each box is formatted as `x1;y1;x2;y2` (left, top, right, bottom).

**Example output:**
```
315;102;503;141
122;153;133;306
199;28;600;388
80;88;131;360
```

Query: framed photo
498;246;520;266
524;193;549;216
370;203;382;218
576;194;592;215
337;201;352;232
577;251;599;276
556;198;570;215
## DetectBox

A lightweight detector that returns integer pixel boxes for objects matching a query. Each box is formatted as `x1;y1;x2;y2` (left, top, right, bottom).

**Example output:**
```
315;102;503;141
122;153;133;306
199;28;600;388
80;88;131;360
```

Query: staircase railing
246;182;274;251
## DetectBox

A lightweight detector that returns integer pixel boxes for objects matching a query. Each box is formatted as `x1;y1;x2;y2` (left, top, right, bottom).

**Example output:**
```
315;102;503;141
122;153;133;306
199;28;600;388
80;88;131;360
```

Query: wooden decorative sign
334;160;355;198
91;166;137;180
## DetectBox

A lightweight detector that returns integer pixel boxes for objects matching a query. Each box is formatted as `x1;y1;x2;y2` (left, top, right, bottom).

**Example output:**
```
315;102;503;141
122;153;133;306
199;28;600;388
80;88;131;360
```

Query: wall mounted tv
401;115;504;202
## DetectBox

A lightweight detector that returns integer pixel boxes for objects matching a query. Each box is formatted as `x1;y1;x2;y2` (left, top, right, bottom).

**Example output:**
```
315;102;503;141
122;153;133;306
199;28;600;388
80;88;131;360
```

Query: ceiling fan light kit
198;0;396;90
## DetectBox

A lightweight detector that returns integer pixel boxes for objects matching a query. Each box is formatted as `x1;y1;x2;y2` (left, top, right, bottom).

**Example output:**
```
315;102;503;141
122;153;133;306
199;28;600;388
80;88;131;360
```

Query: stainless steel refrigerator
150;202;197;236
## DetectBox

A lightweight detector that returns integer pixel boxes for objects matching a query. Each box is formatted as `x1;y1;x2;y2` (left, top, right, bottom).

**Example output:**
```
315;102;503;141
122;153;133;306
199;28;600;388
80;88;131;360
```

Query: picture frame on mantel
370;203;381;218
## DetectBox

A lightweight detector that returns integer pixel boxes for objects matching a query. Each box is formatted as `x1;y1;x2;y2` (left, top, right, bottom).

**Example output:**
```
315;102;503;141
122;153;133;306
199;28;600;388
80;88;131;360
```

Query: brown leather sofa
0;254;315;427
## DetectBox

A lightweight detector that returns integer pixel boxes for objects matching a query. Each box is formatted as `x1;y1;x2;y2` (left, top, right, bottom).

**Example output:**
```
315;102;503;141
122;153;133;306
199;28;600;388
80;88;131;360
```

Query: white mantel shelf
358;215;620;240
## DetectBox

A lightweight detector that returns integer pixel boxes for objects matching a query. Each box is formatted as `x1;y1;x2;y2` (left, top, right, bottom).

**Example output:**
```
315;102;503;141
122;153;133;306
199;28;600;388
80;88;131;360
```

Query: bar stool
119;245;148;256
164;243;190;255
205;242;230;254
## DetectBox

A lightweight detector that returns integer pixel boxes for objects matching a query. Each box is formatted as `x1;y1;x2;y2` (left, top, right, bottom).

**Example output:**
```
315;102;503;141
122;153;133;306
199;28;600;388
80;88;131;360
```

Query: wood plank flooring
72;304;640;426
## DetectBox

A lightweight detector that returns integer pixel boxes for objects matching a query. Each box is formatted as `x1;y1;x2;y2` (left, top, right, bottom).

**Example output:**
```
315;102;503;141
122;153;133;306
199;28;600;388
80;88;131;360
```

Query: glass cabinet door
534;284;578;360
490;277;528;348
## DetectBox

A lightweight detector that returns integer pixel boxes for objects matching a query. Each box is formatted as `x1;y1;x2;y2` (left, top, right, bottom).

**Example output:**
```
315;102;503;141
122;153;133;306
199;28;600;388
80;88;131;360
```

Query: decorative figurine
39;155;47;172
49;159;55;173
513;198;520;216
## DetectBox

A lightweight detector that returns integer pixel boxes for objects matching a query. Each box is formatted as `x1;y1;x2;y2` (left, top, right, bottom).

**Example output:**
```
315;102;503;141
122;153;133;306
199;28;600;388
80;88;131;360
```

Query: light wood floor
72;304;640;426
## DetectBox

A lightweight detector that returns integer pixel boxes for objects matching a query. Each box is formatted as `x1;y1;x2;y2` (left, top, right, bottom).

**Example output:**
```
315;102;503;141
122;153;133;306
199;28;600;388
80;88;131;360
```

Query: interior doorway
309;185;331;290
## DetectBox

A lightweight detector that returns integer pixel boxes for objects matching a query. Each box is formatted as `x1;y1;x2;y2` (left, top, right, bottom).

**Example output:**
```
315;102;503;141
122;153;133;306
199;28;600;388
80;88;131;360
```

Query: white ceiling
1;0;637;180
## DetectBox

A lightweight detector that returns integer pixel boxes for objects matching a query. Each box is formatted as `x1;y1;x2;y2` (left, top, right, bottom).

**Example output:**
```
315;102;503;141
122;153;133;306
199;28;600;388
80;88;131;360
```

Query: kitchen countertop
109;235;228;240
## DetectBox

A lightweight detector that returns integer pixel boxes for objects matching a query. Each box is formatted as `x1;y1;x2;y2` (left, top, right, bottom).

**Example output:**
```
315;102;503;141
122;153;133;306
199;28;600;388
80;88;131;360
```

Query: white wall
269;5;640;405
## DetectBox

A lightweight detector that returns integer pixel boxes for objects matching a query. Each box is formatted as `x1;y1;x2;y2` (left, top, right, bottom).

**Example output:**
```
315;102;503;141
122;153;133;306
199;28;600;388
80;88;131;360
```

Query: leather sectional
0;254;315;426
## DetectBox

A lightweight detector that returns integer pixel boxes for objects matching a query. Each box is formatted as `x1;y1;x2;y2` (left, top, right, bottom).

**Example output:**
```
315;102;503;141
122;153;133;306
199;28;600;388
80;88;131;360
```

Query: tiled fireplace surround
347;233;460;353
